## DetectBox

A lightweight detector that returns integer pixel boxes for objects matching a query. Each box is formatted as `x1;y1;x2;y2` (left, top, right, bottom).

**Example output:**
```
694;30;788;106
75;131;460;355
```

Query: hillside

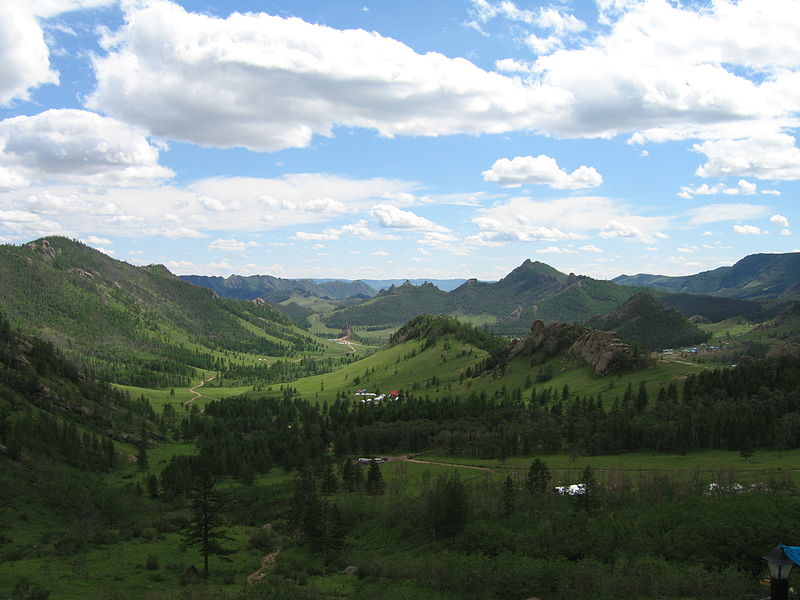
324;260;646;334
587;292;710;350
181;273;376;301
0;237;321;387
613;252;800;300
324;281;450;328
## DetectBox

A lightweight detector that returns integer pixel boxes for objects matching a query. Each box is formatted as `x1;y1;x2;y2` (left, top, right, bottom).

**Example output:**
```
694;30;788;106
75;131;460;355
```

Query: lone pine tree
182;472;234;577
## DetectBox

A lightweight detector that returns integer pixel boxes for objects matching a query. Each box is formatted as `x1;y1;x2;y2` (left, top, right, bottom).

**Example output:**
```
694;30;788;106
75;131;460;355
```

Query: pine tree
501;475;516;517
181;472;234;577
366;462;385;495
525;458;550;495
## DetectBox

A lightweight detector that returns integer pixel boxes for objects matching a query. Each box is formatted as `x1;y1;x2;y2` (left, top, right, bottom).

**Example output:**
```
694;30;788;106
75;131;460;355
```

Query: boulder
569;330;637;375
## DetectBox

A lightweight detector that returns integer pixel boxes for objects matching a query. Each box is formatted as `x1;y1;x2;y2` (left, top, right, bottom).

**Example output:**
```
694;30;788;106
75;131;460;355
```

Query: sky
1;0;799;282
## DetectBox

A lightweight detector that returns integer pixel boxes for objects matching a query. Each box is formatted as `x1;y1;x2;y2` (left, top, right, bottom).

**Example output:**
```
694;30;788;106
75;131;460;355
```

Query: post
770;577;788;600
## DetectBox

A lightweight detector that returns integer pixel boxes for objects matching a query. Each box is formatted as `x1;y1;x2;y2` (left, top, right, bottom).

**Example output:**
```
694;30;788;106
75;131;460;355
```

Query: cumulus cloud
370;205;450;233
771;214;790;228
771;214;792;235
733;224;763;235
470;196;668;246
693;132;800;180
0;1;114;105
599;220;660;244
88;0;567;152
536;246;576;254
677;179;760;198
293;220;395;243
482;155;603;189
580;244;603;253
209;238;261;252
0;209;63;237
0;109;173;187
687;203;768;225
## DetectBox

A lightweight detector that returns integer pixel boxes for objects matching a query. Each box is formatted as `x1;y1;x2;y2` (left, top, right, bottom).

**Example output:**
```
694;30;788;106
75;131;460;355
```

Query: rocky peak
25;239;58;260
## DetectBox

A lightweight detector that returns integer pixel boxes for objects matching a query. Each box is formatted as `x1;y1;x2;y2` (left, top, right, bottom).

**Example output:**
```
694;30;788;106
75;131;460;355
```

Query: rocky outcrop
569;330;639;375
508;320;588;361
338;322;354;340
767;340;800;360
25;239;58;259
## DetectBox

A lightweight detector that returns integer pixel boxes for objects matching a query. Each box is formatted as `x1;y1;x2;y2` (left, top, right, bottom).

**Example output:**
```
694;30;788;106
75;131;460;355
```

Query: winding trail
247;548;281;584
335;338;358;353
183;375;217;406
402;457;494;473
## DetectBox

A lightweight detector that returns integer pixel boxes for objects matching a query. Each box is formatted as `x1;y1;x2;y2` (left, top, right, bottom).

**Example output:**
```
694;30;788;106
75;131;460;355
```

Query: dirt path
183;375;217;406
401;457;494;473
335;338;357;353
247;548;281;584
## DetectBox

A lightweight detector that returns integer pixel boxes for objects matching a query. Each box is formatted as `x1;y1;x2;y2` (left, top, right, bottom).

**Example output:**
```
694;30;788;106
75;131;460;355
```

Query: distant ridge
181;274;376;301
613;252;800;301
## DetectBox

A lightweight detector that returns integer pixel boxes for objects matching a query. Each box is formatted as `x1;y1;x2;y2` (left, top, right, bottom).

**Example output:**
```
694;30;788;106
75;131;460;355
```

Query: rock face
508;320;589;361
767;340;800;360
569;330;638;375
339;322;354;340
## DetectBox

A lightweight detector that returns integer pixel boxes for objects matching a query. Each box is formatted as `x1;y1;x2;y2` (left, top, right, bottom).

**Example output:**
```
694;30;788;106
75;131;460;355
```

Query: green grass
416;449;800;485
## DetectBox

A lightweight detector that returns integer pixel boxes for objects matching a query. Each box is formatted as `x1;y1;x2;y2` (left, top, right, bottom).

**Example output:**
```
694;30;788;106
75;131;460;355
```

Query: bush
145;554;159;570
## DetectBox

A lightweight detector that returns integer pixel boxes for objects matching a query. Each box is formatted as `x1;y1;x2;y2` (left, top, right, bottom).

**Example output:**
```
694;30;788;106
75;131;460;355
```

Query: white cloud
0;1;114;105
0;209;63;237
482;155;603;189
771;214;792;235
599;220;658;244
580;244;603;253
771;214;790;228
693;132;800;180
209;238;261;252
85;235;112;245
0;109;173;187
371;250;388;256
687;203;768;225
678;179;759;198
88;0;568;152
294;219;396;242
733;224;763;235
470;1;585;35
470;196;668;246
146;227;207;239
370;204;449;233
536;246;576;254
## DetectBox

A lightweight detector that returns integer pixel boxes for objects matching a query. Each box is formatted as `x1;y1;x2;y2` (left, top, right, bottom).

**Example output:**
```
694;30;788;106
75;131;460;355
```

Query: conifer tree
182;472;234;577
366;462;385;495
526;458;550;495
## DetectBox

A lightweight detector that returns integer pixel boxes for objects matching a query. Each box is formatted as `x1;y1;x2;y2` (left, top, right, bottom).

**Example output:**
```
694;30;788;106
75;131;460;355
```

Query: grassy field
417;449;800;486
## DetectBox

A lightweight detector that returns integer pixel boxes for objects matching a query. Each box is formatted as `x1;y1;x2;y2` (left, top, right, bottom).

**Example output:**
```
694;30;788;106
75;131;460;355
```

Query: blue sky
1;0;799;281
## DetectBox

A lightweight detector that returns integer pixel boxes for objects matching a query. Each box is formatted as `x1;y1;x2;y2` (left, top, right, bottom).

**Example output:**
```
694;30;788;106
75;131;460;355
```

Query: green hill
587;292;710;350
181;273;376;302
324;260;650;334
613;252;800;300
0;237;322;387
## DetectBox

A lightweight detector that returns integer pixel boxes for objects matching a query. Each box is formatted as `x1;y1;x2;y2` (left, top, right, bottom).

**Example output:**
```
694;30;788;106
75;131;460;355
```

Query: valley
2;237;800;600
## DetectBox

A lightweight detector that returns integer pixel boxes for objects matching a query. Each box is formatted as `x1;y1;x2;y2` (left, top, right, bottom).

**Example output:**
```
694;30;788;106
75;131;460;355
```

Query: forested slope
0;237;319;386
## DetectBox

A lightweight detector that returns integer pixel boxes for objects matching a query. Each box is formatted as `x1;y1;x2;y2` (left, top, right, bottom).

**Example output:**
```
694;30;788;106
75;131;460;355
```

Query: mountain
359;278;468;292
324;260;647;333
181;274;376;301
324;281;449;328
0;237;317;387
613;252;800;300
587;292;710;350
